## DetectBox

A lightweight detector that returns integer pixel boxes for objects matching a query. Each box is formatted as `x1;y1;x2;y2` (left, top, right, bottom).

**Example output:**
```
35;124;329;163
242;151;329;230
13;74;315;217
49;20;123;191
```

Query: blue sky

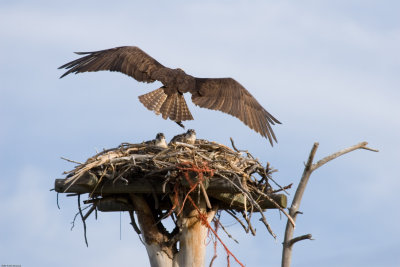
1;1;399;266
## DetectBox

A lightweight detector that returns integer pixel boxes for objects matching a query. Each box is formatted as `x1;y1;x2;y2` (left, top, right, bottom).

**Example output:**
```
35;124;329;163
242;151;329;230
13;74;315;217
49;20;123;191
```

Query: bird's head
186;129;196;136
156;133;165;140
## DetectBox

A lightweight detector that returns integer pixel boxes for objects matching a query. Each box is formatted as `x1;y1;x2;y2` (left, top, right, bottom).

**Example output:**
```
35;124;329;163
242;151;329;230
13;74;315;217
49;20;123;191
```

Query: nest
58;138;290;238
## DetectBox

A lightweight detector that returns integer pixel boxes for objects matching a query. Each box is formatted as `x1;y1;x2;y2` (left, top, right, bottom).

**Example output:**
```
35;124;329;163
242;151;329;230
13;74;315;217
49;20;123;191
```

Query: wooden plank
210;192;287;209
54;176;240;194
54;175;287;211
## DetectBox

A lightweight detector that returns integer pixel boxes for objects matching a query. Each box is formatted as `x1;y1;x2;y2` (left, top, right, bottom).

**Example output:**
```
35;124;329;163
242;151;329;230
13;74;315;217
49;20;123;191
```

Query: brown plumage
59;46;281;145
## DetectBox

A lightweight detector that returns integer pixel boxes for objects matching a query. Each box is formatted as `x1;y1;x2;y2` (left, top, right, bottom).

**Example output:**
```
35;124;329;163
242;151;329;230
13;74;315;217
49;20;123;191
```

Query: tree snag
281;142;378;267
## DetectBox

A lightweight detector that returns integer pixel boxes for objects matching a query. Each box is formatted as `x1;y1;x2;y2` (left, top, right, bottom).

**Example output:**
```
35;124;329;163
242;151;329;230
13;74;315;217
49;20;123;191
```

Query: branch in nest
78;194;89;247
271;183;293;194
213;215;239;244
128;210;141;235
241;211;256;236
225;210;248;233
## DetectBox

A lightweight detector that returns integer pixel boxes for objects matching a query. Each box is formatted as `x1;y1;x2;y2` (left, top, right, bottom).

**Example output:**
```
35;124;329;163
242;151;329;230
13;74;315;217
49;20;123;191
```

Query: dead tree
281;142;378;267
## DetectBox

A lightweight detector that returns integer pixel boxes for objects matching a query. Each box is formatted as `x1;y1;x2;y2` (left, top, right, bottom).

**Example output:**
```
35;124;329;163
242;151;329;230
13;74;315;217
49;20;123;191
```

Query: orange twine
187;196;245;267
165;161;245;266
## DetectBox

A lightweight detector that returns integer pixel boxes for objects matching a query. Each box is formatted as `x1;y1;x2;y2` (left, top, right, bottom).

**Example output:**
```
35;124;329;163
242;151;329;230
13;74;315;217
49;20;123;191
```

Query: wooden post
130;194;217;267
129;194;174;267
174;198;217;267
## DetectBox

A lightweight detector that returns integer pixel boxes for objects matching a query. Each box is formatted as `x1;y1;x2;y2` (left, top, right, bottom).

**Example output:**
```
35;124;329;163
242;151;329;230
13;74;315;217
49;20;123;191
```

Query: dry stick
311;141;378;171
234;174;277;238
229;137;246;153
83;205;96;221
272;183;293;194
77;194;89;247
218;172;277;238
61;156;83;165
56;192;60;209
200;182;212;209
70;205;91;230
241;211;256;236
128;210;142;235
287;234;313;247
265;172;289;195
225;210;248;233
216;219;239;244
252;187;295;227
281;141;378;267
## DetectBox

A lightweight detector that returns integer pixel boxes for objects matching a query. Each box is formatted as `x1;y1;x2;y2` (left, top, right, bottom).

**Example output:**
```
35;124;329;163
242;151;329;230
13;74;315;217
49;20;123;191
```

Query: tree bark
130;194;174;267
130;194;217;267
173;199;217;267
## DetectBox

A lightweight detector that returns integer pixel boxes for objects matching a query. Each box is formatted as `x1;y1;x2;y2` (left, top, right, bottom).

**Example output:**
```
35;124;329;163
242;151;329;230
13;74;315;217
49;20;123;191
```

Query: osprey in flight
59;46;281;145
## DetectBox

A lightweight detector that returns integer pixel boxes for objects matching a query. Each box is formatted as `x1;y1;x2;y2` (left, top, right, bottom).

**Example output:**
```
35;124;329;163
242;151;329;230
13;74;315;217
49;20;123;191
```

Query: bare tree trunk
146;243;174;267
173;199;217;267
281;142;378;267
130;194;217;267
130;194;174;267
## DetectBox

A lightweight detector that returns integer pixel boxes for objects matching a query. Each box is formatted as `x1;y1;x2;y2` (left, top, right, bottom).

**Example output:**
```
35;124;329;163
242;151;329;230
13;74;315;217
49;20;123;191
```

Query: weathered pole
130;194;217;267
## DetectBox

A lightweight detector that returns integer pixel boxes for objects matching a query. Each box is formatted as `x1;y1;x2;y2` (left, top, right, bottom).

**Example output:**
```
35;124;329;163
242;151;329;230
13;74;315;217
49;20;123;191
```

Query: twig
218;172;277;237
61;156;83;165
272;183;293;194
311;142;378;171
241;211;256;236
128;210;141;235
259;216;276;239
225;210;248;233
287;234;313;247
174;142;197;149
83;205;96;221
70;205;91;230
57;192;60;209
200;182;212;209
230;137;243;152
215;218;239;244
266;172;290;195
78;194;89;247
252;187;295;227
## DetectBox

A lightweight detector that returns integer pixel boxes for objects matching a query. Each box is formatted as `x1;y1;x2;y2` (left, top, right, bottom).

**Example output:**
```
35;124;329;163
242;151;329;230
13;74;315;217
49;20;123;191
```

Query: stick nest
64;139;277;194
61;138;289;239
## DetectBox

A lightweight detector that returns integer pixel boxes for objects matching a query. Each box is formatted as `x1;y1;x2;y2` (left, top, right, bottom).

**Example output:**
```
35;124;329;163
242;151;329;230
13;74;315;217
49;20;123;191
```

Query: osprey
170;129;196;145
144;133;168;149
59;46;281;145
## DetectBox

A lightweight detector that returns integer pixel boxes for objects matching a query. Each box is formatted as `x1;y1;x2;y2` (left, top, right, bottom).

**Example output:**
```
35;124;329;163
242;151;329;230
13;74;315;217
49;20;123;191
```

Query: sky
0;1;399;266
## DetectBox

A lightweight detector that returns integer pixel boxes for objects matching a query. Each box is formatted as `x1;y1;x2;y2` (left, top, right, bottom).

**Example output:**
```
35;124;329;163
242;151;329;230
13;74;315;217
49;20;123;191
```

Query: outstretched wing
59;46;165;83
191;78;281;145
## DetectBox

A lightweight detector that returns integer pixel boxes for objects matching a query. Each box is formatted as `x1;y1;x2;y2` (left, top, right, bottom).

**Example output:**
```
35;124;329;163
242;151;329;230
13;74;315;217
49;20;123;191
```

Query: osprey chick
145;133;168;149
59;46;281;145
170;129;196;145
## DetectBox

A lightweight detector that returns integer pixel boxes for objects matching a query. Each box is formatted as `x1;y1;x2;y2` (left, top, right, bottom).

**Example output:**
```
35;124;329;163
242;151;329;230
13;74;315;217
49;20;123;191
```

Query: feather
138;87;168;115
192;78;280;145
59;46;164;82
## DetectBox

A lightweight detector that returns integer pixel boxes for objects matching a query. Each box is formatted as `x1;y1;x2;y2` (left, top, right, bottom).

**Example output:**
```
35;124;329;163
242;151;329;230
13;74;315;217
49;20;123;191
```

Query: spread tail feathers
138;88;194;122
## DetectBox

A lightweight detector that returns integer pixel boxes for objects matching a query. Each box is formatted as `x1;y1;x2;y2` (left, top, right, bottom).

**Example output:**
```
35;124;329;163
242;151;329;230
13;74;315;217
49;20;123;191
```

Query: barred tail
138;87;193;122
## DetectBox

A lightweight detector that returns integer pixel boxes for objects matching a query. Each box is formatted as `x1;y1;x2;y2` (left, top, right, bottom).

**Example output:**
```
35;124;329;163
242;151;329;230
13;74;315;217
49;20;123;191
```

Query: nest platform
55;138;287;213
